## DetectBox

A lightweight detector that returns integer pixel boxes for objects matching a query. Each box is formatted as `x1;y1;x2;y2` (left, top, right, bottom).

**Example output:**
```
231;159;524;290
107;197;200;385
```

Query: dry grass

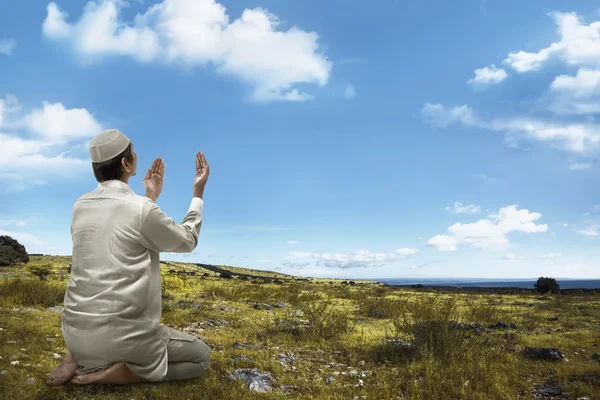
0;258;599;399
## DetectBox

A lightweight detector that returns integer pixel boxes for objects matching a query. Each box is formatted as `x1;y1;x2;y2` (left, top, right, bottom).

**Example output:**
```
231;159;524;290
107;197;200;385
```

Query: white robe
62;179;203;381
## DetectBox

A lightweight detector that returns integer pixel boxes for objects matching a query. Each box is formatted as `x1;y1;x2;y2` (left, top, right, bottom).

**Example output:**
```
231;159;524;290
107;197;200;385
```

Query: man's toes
70;375;87;385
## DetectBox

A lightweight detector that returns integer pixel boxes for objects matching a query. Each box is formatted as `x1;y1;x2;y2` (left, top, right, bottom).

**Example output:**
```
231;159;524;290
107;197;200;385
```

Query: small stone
10;361;19;366
46;338;56;342
358;379;364;387
0;370;7;375
358;360;365;366
333;371;340;376
52;353;62;359
26;377;35;384
359;371;368;378
576;397;590;400
6;340;16;344
10;354;17;360
325;376;335;384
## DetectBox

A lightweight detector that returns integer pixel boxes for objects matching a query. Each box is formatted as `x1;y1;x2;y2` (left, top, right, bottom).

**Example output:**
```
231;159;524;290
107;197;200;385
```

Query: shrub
357;296;406;319
28;263;53;280
534;277;560;294
297;293;352;340
0;235;29;266
0;278;65;307
390;295;478;363
162;275;188;292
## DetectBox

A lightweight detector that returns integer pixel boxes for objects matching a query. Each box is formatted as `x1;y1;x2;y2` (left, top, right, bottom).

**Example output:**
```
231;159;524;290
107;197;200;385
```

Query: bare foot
69;361;149;385
46;353;78;386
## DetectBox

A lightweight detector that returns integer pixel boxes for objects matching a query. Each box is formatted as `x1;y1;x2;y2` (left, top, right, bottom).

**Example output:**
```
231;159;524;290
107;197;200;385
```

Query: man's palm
143;157;164;198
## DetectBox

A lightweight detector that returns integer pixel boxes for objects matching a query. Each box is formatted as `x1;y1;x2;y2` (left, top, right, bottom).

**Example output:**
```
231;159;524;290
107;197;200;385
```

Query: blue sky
1;0;599;279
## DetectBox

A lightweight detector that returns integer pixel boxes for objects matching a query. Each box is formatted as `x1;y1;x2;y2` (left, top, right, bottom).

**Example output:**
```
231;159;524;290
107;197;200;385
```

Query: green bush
357;296;406;319
534;277;560;294
0;235;29;266
298;293;352;340
0;278;65;307
27;263;53;280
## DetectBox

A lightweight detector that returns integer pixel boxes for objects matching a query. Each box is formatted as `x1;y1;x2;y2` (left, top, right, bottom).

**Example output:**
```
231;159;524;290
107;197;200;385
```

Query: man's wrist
145;192;158;203
193;190;204;199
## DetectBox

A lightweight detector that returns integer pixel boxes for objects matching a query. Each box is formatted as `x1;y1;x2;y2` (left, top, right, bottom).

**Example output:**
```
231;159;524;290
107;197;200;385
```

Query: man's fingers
196;152;201;170
160;159;165;176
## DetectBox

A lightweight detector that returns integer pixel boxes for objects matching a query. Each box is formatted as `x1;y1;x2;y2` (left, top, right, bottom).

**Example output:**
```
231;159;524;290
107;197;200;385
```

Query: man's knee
192;339;211;364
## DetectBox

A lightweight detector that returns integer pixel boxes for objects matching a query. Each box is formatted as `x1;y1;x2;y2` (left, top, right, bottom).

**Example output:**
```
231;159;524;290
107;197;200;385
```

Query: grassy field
0;256;599;399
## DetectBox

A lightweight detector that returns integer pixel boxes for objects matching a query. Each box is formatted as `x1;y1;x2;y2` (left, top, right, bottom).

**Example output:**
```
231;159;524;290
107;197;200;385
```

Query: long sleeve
138;197;203;253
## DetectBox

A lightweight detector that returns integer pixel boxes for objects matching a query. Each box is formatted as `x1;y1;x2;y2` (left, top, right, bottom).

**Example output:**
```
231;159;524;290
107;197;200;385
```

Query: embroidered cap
89;129;131;163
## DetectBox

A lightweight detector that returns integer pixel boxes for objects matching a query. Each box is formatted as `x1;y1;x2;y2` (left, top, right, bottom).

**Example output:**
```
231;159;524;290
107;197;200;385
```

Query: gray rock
489;321;520;330
230;368;274;392
26;377;35;384
0;370;7;375
232;355;252;363
525;347;567;361
48;306;64;313
232;342;257;350
325;376;335;384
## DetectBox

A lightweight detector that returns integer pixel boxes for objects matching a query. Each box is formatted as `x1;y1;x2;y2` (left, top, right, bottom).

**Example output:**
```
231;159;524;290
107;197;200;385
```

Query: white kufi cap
89;129;131;163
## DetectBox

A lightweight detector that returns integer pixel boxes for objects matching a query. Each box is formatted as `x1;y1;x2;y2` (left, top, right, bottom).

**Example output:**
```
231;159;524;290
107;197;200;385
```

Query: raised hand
193;152;210;198
143;157;164;202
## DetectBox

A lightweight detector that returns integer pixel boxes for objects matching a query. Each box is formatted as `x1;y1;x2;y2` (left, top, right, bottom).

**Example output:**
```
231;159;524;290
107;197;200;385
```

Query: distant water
375;279;600;289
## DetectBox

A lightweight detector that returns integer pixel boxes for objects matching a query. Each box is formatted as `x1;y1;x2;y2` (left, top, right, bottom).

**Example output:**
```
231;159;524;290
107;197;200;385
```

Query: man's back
65;179;161;335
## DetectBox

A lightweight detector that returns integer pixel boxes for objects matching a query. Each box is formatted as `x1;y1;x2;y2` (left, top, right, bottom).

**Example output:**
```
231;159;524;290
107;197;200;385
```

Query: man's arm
137;197;203;253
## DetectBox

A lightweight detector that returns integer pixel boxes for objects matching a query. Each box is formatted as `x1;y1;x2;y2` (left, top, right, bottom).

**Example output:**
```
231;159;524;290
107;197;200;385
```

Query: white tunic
61;179;203;381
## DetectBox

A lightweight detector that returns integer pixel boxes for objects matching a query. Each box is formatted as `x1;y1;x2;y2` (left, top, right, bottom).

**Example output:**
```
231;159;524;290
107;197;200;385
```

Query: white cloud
288;248;418;269
0;220;26;227
287;240;298;244
550;69;600;115
467;64;508;86
568;162;592;170
428;205;548;252
0;94;102;190
344;84;356;99
593;205;600;213
446;202;481;214
0;38;17;56
24;102;102;142
290;251;311;257
42;0;332;102
551;69;600;98
543;253;562;258
422;103;600;154
503;12;600;73
420;103;478;128
578;226;599;237
502;253;524;261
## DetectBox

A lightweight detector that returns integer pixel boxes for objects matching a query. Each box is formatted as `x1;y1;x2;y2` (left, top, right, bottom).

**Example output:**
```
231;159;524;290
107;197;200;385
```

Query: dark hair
92;143;133;183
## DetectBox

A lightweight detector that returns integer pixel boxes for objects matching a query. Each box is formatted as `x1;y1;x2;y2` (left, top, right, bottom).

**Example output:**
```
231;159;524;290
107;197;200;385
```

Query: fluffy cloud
467;64;507;86
287;240;298;244
422;103;600;154
578;226;599;237
42;0;332;102
420;103;478;128
504;12;600;73
428;205;548;252
288;248;418;269
446;202;481;214
502;253;524;261
0;38;16;56
0;94;102;190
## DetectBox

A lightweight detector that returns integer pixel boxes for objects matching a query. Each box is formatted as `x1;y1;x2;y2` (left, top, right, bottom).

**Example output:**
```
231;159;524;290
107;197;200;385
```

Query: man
46;129;211;385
